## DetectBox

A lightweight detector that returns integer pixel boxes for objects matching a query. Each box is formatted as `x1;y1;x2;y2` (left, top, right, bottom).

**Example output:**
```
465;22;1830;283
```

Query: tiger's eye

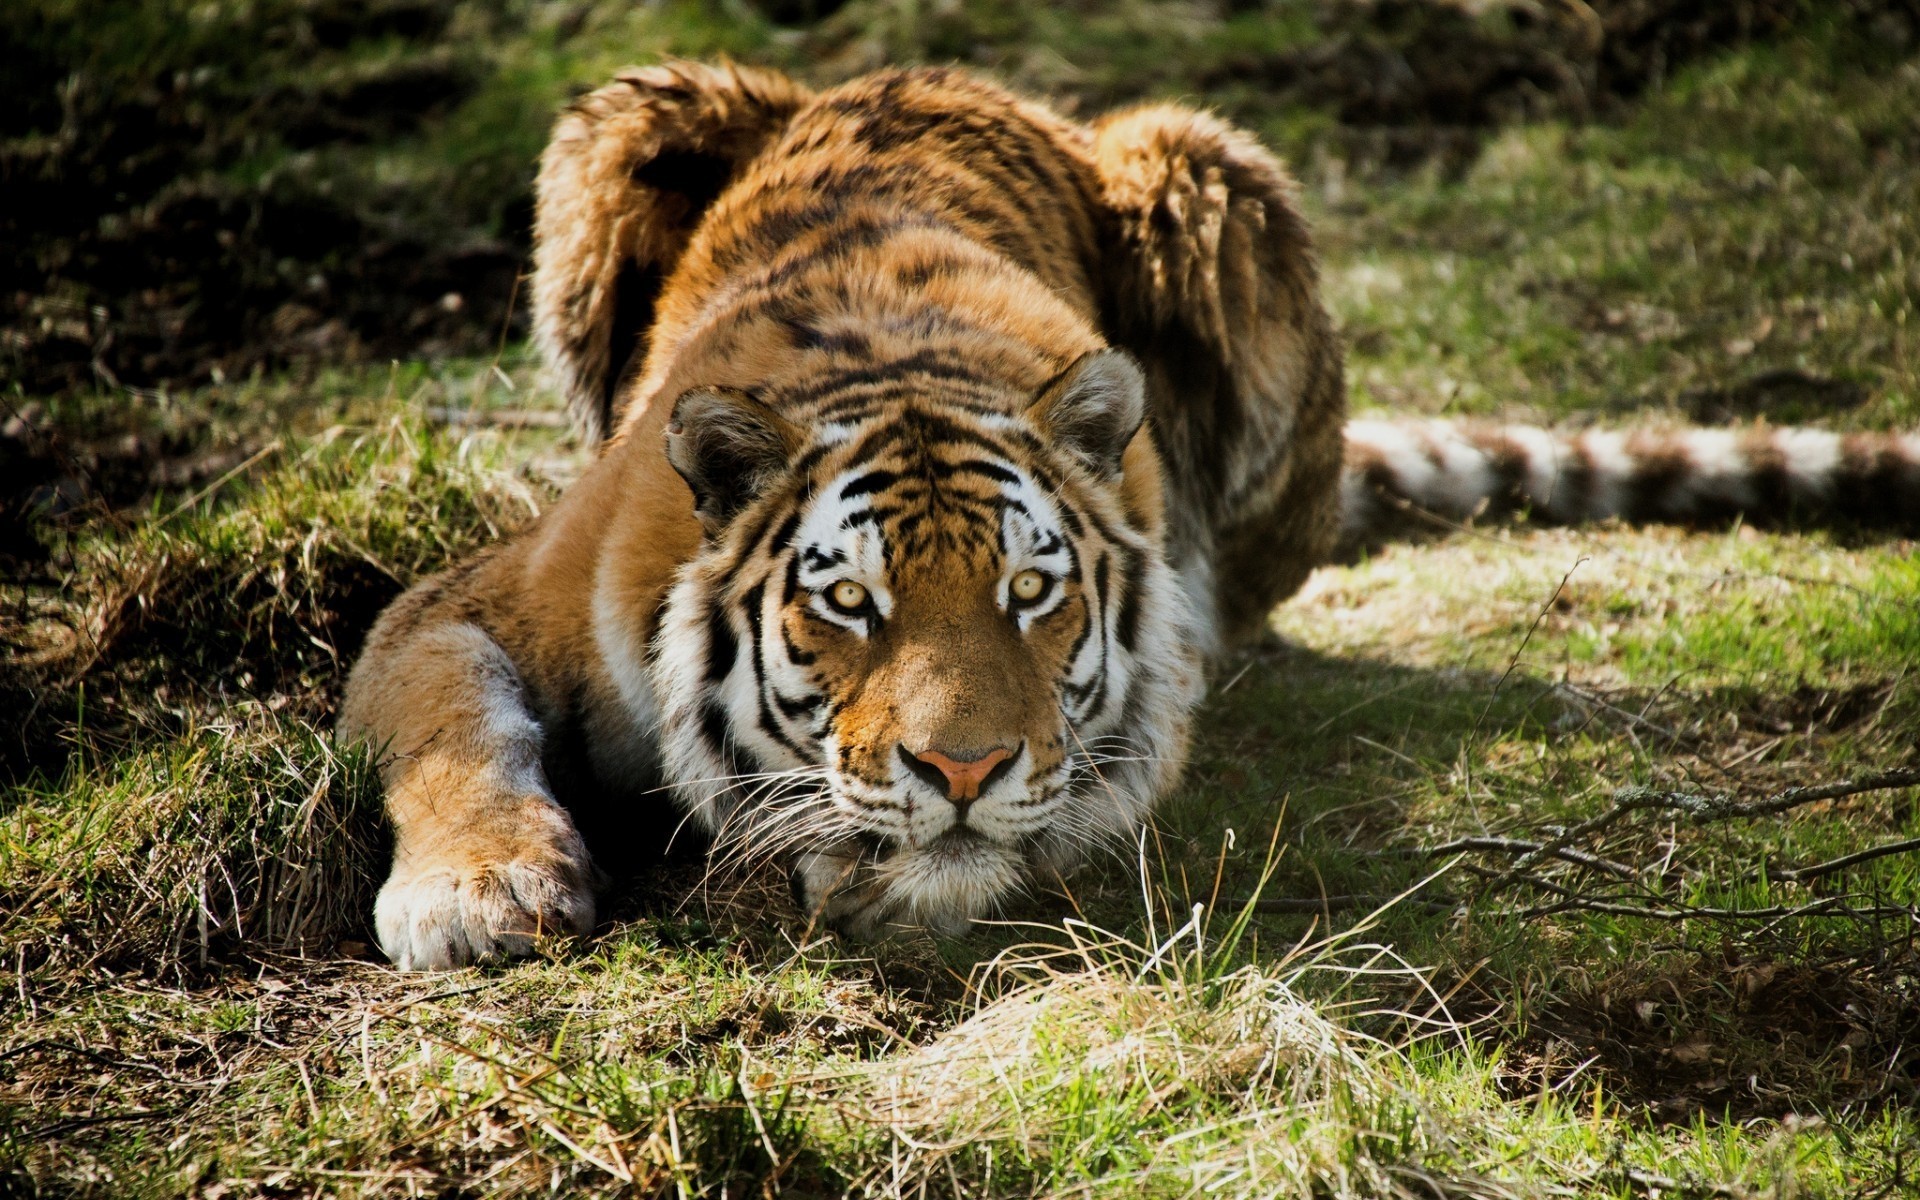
828;580;869;612
1010;569;1048;602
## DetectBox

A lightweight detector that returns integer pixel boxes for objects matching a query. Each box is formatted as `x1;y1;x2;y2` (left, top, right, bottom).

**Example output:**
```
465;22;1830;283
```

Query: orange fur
342;65;1342;965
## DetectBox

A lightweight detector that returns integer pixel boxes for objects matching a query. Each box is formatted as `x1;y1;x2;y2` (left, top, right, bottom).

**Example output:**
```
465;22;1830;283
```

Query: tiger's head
648;349;1205;938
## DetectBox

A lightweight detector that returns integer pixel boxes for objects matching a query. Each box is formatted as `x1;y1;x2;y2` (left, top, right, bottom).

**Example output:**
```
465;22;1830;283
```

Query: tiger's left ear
666;386;803;533
1027;349;1147;480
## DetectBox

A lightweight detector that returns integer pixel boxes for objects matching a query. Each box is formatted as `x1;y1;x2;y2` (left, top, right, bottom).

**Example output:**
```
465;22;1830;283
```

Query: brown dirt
2;0;518;398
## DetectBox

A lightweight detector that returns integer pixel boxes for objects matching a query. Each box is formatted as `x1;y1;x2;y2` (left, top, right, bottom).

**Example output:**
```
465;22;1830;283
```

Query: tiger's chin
793;830;1025;942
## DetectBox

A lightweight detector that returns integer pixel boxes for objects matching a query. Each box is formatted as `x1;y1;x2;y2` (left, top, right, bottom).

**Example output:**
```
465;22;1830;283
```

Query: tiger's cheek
780;607;880;762
825;685;902;788
1026;590;1089;672
1018;590;1088;774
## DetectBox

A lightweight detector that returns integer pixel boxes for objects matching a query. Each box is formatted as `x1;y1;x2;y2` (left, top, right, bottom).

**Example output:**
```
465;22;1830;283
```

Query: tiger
340;62;1920;970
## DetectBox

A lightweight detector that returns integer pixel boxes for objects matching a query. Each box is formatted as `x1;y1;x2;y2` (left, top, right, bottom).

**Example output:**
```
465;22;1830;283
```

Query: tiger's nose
899;744;1019;808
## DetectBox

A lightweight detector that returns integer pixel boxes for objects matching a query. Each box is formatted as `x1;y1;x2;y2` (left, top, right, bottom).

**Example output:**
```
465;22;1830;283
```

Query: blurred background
11;0;1919;718
7;0;1915;397
7;1;1919;740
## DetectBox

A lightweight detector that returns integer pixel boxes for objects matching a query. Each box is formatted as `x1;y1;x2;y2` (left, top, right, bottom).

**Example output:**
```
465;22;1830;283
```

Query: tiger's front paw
790;849;975;942
791;849;897;942
375;823;595;970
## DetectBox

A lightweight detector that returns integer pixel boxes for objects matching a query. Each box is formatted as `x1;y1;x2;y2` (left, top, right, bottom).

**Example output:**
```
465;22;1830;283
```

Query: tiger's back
540;65;1348;648
631;69;1106;421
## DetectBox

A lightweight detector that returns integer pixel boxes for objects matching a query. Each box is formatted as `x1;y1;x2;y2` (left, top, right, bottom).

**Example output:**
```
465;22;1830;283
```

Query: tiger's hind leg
1089;104;1347;651
533;61;812;443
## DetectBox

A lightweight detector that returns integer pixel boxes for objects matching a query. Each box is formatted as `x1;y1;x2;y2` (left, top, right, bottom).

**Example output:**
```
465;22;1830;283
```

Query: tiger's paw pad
375;857;595;971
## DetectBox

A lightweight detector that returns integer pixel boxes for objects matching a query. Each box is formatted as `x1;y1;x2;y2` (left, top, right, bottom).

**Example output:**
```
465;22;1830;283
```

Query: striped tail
1338;420;1920;555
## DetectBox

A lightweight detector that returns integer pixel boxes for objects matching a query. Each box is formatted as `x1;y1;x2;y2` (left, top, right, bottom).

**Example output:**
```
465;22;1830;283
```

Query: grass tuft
8;412;555;778
0;717;383;983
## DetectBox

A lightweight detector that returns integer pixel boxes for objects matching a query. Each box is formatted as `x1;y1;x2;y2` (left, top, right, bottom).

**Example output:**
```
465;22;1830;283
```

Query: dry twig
1243;769;1920;929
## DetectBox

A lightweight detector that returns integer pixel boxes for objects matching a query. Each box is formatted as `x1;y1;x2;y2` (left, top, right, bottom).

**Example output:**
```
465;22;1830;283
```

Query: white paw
791;849;898;942
375;854;594;970
790;848;979;943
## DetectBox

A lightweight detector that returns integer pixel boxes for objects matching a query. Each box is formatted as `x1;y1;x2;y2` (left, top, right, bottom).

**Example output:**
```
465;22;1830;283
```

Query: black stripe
781;626;817;666
839;410;1013;465
774;691;821;718
789;349;994;400
839;469;901;500
792;442;835;477
1114;548;1146;654
743;581;811;761
1046;492;1085;538
839;790;902;815
890;510;926;546
736;495;788;564
811;385;1007;423
699;701;736;768
1064;594;1094;664
928;459;1020;486
1080;554;1112;717
896;255;973;288
705;604;738;682
767;509;803;555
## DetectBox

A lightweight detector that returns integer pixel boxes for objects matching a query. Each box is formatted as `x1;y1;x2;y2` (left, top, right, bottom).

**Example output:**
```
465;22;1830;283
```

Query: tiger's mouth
742;744;1087;940
913;825;1007;864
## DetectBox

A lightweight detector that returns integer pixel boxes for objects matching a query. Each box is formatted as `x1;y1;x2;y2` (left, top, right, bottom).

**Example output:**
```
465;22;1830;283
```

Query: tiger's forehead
789;411;1073;571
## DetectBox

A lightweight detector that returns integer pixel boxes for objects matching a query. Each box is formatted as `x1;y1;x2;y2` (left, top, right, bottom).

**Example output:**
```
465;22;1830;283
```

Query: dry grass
1;717;382;982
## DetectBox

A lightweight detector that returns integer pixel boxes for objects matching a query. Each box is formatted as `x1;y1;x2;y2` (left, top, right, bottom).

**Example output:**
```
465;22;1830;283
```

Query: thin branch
1485;767;1920;894
1611;767;1920;824
1369;837;1635;879
1234;894;1457;916
1354;768;1920;929
1769;837;1920;884
1516;895;1920;923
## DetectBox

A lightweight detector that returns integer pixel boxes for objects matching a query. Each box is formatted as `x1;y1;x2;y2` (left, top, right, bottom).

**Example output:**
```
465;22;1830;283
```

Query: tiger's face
649;351;1204;938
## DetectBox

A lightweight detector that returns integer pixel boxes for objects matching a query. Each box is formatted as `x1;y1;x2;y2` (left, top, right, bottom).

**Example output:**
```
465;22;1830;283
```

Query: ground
3;2;1918;1197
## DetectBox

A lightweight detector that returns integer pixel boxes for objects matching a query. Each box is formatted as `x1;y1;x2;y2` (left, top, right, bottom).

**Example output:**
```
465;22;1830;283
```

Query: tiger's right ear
666;387;803;533
1027;348;1147;480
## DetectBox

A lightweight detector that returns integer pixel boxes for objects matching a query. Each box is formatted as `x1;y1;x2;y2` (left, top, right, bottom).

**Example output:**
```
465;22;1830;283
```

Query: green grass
1321;19;1920;427
5;8;1920;1199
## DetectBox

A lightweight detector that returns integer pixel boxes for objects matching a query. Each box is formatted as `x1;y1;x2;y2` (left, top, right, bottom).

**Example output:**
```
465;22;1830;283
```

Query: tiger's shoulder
599;67;1114;442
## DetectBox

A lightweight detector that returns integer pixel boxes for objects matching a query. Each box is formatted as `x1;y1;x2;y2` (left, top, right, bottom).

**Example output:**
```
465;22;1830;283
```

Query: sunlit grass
1320;22;1920;430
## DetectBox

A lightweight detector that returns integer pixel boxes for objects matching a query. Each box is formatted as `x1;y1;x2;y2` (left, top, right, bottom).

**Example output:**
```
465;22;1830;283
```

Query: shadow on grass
1073;639;1920;1120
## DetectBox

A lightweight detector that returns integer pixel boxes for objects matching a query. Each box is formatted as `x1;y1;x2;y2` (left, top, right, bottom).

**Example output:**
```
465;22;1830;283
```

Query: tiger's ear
1027;349;1147;480
666;387;803;532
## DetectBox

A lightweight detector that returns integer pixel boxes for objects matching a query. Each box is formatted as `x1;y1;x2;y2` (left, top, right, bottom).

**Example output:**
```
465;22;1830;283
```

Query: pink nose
909;746;1015;803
